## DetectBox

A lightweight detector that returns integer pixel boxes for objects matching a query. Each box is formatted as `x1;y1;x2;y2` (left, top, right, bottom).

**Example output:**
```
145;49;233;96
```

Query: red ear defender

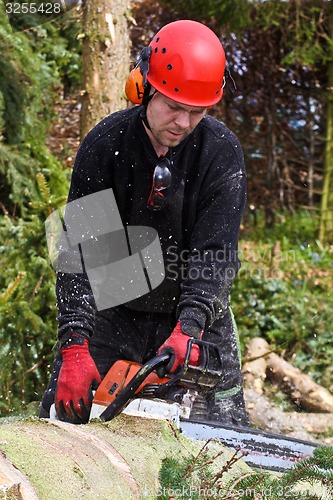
125;66;145;104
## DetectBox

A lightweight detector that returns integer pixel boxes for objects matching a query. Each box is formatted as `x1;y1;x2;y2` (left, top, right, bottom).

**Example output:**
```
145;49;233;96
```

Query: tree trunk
264;87;277;227
319;4;333;244
306;97;315;208
80;0;131;139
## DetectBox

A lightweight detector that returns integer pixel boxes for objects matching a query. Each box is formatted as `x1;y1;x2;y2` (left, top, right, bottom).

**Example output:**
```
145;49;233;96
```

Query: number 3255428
6;3;62;15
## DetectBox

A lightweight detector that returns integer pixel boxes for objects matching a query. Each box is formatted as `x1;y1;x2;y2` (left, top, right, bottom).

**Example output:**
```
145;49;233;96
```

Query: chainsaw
89;338;320;472
92;338;223;422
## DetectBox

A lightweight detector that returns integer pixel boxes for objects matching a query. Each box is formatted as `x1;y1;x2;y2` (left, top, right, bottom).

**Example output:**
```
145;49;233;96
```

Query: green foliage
233;210;333;389
0;1;71;212
0;173;66;415
224;445;333;499
158;440;246;499
0;145;39;211
0;4;71;415
159;0;251;31
247;209;321;244
0;3;81;149
22;10;83;95
158;444;333;499
253;0;333;66
159;457;203;499
0;5;57;145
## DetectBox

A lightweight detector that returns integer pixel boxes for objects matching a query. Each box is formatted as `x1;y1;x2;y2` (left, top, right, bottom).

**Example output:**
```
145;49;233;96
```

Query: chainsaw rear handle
152;337;224;398
99;338;222;422
185;338;223;376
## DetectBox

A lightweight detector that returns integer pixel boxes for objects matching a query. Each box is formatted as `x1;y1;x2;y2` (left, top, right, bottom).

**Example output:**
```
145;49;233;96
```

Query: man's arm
177;170;246;331
158;133;246;371
56;128;114;342
54;134;112;422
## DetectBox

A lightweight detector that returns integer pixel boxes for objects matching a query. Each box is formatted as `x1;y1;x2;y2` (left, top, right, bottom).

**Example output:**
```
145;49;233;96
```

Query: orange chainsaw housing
93;360;170;408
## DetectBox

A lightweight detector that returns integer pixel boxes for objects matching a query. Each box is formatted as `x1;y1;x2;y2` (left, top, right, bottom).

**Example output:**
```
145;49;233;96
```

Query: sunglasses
147;157;172;210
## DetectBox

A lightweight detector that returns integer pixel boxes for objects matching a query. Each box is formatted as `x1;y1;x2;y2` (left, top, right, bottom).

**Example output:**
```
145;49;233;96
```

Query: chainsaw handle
185;338;223;374
99;338;223;421
99;352;171;422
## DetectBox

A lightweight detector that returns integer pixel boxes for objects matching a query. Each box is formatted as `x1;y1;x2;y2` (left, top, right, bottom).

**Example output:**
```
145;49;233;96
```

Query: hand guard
157;320;203;375
55;335;101;424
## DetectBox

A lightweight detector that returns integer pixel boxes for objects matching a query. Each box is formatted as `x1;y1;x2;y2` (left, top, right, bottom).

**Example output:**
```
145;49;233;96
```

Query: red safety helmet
125;20;226;107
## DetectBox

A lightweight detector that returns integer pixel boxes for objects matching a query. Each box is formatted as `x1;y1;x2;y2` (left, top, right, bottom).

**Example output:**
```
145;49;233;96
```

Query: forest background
0;0;332;418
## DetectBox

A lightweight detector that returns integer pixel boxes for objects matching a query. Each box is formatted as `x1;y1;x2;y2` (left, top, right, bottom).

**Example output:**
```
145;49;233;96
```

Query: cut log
0;450;39;500
243;337;333;413
245;388;333;445
0;416;250;498
50;419;140;498
267;349;333;413
242;337;268;394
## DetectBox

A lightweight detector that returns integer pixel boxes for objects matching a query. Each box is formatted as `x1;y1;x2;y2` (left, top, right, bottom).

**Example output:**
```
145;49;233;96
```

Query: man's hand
55;336;101;424
157;320;203;375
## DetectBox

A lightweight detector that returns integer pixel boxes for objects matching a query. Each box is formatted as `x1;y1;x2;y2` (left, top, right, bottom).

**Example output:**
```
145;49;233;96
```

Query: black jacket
56;105;247;340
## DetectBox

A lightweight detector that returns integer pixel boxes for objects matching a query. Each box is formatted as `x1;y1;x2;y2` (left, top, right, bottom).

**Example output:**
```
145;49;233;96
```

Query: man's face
146;92;208;148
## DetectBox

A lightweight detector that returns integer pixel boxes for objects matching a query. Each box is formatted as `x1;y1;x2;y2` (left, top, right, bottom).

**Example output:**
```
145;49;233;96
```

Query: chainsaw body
91;338;223;422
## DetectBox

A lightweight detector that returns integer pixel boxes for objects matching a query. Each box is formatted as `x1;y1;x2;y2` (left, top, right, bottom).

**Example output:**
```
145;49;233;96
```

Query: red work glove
55;335;101;424
157;320;203;375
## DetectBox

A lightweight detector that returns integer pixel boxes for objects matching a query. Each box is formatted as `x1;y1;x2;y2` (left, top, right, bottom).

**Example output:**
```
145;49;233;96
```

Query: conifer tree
0;4;72;414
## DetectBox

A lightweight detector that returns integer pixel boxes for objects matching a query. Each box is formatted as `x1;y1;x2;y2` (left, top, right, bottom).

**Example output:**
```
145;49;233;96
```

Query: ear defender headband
125;47;152;105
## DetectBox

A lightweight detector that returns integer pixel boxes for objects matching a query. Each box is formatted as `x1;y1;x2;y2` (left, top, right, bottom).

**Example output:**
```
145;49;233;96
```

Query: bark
243;337;333;413
80;0;132;139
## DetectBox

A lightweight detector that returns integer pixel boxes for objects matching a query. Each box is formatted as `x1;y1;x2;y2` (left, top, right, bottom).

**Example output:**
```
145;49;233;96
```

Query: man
40;20;250;427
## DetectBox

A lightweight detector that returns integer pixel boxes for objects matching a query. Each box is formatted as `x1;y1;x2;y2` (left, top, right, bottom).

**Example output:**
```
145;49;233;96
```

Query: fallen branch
242;337;333;413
